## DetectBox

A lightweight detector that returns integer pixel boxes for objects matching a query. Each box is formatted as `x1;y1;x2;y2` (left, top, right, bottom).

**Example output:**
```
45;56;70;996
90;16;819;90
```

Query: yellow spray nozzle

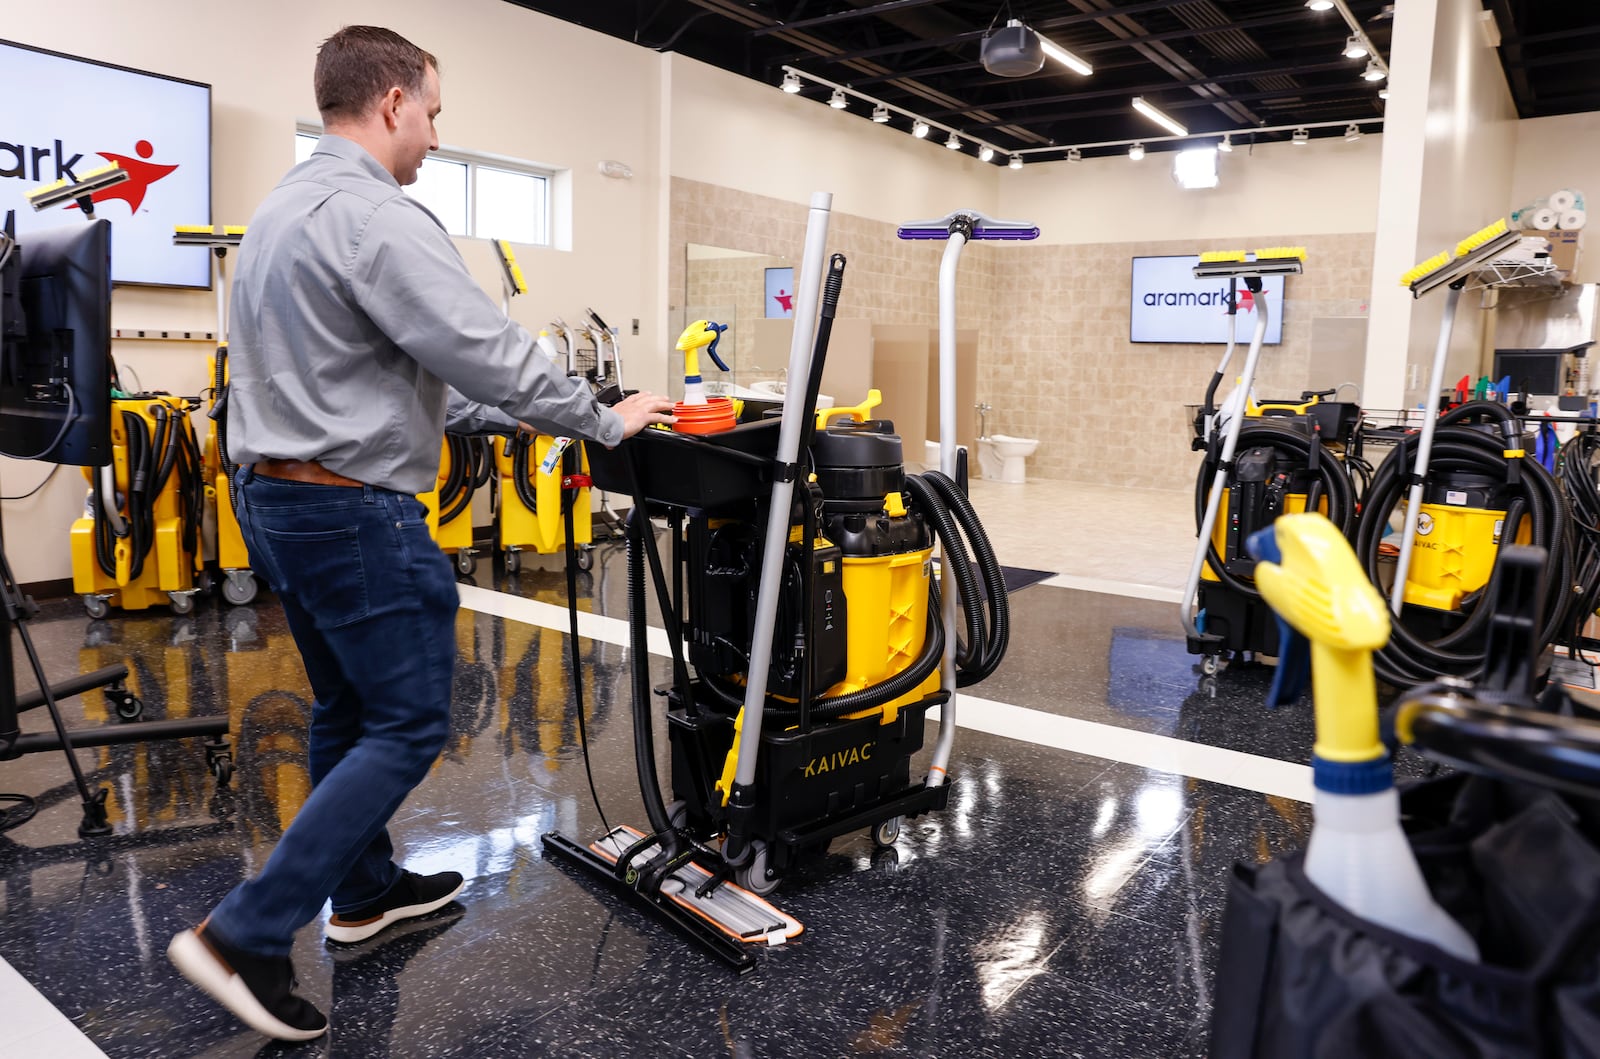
1456;218;1509;257
1199;250;1246;263
675;319;728;379
1399;250;1451;288
1253;513;1390;764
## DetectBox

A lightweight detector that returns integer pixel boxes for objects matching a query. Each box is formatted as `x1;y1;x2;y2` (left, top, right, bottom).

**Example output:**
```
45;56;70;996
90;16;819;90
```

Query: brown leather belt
252;458;363;488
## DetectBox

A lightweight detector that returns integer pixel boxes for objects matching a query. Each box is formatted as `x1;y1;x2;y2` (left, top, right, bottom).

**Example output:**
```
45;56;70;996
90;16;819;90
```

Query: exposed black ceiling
506;1;1597;163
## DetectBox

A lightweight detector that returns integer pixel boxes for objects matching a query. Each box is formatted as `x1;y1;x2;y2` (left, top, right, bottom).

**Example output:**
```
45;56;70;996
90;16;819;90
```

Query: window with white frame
294;129;551;245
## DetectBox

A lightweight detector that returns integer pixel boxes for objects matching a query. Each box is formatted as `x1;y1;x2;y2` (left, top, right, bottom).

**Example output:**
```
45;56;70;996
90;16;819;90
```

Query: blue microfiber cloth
1246;526;1311;709
1535;421;1559;473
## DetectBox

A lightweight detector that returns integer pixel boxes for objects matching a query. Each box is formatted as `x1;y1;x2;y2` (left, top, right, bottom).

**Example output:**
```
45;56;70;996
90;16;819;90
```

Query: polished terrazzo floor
0;482;1383;1058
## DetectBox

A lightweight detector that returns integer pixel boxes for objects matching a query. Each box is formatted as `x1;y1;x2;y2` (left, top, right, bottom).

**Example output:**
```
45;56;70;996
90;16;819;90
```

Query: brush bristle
1455;218;1509;257
1400;250;1451;287
1253;246;1306;261
1199;250;1246;262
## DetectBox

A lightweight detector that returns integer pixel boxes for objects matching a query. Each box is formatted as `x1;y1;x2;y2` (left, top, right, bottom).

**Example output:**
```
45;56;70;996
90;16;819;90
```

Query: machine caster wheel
221;572;257;606
107;687;143;721
205;740;234;787
83;594;109;619
1200;654;1221;676
168;592;194;615
505;549;521;574
873;816;902;849
455;550;476;576
576;548;594;572
735;840;779;897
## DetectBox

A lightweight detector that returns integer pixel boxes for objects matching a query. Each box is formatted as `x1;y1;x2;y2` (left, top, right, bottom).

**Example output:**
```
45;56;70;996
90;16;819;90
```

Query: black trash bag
1210;775;1600;1058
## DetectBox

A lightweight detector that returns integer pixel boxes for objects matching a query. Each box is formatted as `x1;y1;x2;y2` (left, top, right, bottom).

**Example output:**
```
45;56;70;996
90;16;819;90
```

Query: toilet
977;434;1039;483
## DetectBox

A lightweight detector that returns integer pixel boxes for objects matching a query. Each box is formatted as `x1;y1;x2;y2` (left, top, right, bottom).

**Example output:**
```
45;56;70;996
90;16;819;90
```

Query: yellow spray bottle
1248;513;1479;962
674;319;729;406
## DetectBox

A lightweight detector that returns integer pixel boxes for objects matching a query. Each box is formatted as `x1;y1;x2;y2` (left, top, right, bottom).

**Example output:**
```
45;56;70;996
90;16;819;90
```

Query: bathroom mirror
679;243;792;394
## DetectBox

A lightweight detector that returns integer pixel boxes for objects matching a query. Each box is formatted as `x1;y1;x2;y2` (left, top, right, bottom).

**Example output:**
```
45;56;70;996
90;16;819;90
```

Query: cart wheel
206;740;234;787
735;840;779;896
83;594;109;619
505;550;521;574
576;548;594;572
873;816;902;849
455;550;476;576
1201;654;1221;676
221;572;258;606
168;592;194;615
108;688;143;721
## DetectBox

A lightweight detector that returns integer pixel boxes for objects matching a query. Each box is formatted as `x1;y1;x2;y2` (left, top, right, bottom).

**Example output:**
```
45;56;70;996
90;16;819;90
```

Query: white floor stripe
1037;573;1185;603
0;956;108;1056
458;584;1311;802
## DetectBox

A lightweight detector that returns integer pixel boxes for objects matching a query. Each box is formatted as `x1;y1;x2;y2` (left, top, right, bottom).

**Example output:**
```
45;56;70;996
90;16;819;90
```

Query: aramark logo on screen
1142;285;1243;308
1;137;179;213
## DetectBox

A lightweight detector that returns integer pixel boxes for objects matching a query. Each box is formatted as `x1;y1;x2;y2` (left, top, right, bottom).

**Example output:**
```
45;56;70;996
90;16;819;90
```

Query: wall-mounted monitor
1131;255;1285;345
764;266;795;319
0;39;211;289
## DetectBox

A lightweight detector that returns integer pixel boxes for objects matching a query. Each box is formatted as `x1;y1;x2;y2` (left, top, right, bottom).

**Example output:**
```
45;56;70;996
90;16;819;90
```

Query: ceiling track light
911;120;930;139
978;145;995;163
1378;88;1390;99
1292;127;1310;146
1008;154;1024;170
1344;34;1369;59
1131;96;1188;137
1344;123;1363;142
871;103;890;123
1217;134;1233;153
1304;0;1334;9
780;71;801;93
1066;147;1082;163
828;88;848;109
1362;59;1387;81
1129;142;1145;161
945;132;962;151
1037;33;1093;77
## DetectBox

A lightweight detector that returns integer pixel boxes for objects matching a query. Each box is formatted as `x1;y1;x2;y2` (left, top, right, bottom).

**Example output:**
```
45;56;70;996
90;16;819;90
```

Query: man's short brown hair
314;26;438;123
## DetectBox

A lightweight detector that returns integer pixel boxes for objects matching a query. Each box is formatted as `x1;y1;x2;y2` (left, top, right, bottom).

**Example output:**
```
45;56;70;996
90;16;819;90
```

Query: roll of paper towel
1526;207;1559;231
1560;208;1587;230
1550;188;1578;212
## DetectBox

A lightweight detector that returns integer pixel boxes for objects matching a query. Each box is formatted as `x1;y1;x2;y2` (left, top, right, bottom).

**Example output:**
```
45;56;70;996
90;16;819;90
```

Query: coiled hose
1557;429;1600;659
1194;421;1357;602
1354;401;1572;687
510;433;577;517
93;403;205;580
438;436;474;525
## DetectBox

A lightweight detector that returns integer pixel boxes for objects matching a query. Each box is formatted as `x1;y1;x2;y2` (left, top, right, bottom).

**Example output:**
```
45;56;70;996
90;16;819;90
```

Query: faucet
975;402;992;438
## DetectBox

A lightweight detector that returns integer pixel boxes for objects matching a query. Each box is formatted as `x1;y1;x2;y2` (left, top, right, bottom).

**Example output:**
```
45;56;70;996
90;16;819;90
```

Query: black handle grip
1400;697;1600;800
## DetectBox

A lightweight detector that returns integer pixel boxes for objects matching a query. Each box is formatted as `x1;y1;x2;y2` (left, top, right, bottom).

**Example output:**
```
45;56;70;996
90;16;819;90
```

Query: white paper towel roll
1560;208;1587;230
1528;207;1559;231
1550;188;1578;212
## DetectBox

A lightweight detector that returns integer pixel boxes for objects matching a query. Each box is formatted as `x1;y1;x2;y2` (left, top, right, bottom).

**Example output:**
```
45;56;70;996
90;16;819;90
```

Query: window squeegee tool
171;224;245;248
24;162;129;218
1180;247;1307;646
1388;218;1522;615
896;209;1040;241
491;238;527;314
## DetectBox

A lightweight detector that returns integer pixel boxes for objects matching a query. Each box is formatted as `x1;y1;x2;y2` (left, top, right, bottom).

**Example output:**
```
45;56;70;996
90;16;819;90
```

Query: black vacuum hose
1194;421;1356;602
510;433;577;517
1354;401;1572;687
627;507;674;838
438;436;473;525
1558;430;1600;658
908;470;1010;685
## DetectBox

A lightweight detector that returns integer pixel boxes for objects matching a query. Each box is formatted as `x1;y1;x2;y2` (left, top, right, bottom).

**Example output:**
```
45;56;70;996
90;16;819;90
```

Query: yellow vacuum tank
1402;470;1528;612
812;420;937;724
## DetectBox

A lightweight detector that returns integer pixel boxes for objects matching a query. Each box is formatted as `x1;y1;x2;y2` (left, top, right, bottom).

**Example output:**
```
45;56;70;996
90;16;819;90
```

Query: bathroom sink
707;380;834;408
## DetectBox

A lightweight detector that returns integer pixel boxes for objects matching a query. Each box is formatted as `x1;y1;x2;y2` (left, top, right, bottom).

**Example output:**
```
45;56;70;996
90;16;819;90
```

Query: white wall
1364;0;1518;411
1511;112;1599;285
1;0;666;583
669;55;998;227
1000;135;1383;245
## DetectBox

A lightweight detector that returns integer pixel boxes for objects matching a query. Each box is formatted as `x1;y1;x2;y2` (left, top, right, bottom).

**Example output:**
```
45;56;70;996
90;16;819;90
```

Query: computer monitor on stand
0;212;231;838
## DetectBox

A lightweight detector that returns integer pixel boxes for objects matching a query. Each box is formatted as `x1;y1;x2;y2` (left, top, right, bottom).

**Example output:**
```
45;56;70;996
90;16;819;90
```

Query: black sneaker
167;921;327;1041
324;870;465;944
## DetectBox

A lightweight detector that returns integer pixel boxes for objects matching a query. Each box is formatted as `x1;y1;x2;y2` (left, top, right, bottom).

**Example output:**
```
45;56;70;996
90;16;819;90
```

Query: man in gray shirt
167;25;674;1041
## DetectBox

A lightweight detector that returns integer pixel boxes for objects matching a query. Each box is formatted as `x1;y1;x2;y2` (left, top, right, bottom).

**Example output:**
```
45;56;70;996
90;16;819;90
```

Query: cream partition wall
0;0;666;583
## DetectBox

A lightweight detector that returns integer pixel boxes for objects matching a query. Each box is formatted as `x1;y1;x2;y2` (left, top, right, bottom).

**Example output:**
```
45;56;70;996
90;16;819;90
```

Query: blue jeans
207;469;459;957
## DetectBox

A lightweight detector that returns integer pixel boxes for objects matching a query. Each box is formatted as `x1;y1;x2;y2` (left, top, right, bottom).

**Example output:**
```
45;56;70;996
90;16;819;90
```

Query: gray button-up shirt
227;134;622;494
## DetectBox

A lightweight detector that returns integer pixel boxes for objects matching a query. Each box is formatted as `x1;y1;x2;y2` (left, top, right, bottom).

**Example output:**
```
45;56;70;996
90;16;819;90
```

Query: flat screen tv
1131;254;1286;345
0;216;113;466
0;39;211;288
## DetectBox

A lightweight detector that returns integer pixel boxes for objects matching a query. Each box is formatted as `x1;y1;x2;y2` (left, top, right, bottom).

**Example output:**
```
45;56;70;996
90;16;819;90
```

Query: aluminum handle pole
733;191;833;789
1391;283;1461;615
1181;291;1269;638
927;231;968;787
214;251;228;343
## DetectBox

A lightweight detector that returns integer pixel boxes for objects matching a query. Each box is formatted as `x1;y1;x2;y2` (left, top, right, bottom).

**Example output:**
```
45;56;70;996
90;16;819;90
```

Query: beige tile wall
683;254;790;372
673;178;1374;490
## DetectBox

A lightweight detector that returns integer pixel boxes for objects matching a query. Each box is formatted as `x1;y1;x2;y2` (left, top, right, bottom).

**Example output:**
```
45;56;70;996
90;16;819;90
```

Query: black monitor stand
0;221;231;838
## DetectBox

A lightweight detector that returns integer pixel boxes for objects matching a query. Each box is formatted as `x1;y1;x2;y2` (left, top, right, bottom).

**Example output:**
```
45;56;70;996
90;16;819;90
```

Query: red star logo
1235;288;1257;314
774;289;794;313
71;140;178;213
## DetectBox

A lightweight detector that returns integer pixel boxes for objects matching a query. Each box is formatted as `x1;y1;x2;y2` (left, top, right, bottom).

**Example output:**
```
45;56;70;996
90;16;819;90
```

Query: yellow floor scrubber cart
542;200;1025;970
